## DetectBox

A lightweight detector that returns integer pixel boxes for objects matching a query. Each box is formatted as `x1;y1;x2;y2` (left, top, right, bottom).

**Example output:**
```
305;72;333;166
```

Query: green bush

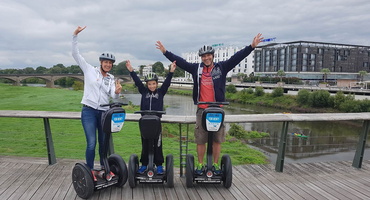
309;90;331;108
228;123;248;139
271;87;284;97
333;91;346;109
72;81;83;91
297;89;310;105
254;86;264;97
226;84;237;93
247;131;270;138
339;100;362;112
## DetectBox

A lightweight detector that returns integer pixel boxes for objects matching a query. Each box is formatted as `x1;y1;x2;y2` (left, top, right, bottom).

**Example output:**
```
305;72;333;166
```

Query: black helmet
144;73;158;82
99;53;115;63
198;45;215;56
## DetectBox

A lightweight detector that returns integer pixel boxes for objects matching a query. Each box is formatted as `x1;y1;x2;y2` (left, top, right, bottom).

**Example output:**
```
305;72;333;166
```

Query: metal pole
352;120;370;168
275;121;289;172
43;118;56;165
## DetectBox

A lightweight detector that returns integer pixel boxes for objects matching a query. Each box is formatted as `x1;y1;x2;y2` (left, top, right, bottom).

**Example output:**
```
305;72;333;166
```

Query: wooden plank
30;164;64;200
152;184;168;200
1;163;39;199
53;166;78;200
281;164;330;199
318;162;370;199
291;163;351;199
233;165;270;199
3;156;370;200
64;183;78;200
258;164;316;200
170;176;190;200
132;184;145;199
19;164;58;200
0;163;30;196
120;183;133;200
178;177;201;200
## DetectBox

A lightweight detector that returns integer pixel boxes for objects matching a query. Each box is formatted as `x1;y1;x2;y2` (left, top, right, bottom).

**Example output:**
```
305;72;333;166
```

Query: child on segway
125;60;176;175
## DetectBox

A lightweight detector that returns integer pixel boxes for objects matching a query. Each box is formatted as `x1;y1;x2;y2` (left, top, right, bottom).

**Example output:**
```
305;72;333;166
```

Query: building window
364;62;369;68
302;65;307;71
292;47;297;54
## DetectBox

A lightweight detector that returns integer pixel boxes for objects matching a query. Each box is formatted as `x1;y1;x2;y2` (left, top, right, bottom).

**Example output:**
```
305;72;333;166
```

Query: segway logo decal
205;113;222;132
111;113;125;132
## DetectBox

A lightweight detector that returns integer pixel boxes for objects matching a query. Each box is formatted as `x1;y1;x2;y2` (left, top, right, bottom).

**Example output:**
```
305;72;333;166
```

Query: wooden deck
2;156;370;200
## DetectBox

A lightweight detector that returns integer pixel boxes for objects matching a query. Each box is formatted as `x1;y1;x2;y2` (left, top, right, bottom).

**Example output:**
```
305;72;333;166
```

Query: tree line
0;61;185;87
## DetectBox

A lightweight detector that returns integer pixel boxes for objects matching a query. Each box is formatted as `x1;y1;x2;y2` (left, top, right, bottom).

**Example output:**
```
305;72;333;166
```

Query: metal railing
1;110;370;175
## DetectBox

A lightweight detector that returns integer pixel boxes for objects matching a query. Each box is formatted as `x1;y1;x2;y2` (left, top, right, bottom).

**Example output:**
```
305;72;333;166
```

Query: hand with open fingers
156;41;166;54
125;60;133;72
74;26;86;36
251;33;263;48
170;61;176;72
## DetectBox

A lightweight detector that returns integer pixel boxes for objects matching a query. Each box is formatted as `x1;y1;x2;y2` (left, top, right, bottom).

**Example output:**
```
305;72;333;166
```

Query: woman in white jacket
72;26;122;181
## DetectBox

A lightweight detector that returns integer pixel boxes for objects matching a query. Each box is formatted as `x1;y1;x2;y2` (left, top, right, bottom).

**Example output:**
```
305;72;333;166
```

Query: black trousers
140;132;164;166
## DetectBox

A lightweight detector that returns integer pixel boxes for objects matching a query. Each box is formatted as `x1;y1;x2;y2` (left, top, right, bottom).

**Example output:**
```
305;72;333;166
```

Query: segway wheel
72;163;94;199
128;154;139;188
165;154;174;188
185;154;194;188
108;154;128;187
221;154;232;188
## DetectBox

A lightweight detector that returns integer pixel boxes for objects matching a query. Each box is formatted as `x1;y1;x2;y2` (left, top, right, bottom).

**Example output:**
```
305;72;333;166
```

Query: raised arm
126;60;146;94
223;33;264;72
160;61;176;95
72;26;91;72
156;41;197;73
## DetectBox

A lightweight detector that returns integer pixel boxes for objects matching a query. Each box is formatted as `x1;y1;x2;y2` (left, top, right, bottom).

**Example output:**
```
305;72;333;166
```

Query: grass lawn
0;84;268;166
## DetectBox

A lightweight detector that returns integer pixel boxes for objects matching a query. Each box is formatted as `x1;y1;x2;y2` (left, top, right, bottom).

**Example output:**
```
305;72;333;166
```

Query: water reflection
123;92;370;163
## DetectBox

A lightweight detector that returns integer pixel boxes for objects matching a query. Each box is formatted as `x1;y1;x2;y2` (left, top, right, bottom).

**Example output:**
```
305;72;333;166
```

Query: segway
72;102;128;199
128;110;174;188
186;102;232;188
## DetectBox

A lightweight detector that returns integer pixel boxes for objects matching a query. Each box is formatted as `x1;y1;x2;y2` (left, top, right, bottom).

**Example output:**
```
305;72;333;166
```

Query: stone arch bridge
0;74;132;88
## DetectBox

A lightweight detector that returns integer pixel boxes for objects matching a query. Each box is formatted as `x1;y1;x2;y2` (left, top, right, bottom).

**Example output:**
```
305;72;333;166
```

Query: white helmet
99;53;115;63
198;45;215;56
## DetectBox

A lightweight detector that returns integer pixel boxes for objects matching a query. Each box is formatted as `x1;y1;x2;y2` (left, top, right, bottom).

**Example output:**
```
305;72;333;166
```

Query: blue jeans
81;106;105;169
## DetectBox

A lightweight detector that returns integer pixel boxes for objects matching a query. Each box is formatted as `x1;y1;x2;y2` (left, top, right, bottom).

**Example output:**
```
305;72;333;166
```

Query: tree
35;66;48;74
22;67;35;74
152;61;165;75
112;61;129;75
321;68;330;83
67;65;82;74
359;70;367;82
277;70;285;82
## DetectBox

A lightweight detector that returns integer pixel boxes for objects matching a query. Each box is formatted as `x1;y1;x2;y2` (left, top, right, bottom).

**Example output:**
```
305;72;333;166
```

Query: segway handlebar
100;102;128;108
197;102;229;106
134;110;166;115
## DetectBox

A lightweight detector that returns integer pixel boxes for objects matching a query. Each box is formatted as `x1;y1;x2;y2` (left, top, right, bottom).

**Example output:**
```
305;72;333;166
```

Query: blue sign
205;113;223;131
111;113;126;132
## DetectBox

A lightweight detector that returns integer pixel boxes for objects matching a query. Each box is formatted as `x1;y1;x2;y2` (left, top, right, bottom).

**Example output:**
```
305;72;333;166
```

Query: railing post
179;123;190;177
43;118;56;165
352;120;370;168
275;121;289;172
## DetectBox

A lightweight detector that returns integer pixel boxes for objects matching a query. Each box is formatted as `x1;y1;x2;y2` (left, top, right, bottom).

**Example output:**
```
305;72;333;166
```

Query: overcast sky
1;0;369;70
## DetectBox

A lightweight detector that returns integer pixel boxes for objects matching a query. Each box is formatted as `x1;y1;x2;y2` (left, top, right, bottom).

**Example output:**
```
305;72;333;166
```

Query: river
123;93;370;164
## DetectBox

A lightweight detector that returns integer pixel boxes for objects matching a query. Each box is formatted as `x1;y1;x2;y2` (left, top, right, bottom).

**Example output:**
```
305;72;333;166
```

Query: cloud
0;0;369;69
